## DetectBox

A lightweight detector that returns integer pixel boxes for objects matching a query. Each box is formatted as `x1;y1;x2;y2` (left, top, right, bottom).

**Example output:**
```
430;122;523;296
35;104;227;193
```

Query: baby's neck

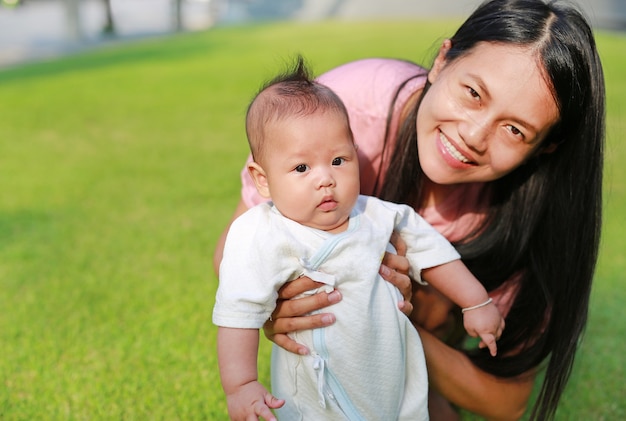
322;217;350;235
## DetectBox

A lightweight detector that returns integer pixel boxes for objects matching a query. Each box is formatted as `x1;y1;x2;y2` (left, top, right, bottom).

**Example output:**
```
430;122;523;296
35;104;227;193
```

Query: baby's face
263;110;359;233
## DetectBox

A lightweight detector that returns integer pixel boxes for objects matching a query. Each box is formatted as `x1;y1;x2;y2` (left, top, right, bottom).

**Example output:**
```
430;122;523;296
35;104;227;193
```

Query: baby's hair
246;55;350;163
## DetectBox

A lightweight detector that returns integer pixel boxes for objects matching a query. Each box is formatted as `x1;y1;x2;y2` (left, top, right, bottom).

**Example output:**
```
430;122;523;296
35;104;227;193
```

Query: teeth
439;132;470;163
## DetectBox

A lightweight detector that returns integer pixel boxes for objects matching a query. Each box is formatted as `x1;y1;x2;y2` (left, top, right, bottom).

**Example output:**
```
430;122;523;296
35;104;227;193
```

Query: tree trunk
64;0;82;41
173;0;183;31
102;0;115;34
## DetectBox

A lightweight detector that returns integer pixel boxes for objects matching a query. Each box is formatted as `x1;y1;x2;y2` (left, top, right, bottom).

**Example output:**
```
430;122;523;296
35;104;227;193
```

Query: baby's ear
247;162;271;198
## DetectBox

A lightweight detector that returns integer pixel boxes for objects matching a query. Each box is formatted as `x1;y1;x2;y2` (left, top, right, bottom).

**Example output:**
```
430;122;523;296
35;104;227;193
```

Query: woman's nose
459;115;490;152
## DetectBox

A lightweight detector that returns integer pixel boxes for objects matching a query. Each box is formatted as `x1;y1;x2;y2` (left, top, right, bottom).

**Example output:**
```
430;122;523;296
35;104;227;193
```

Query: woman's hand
411;284;459;341
263;277;342;355
418;327;533;420
380;232;414;316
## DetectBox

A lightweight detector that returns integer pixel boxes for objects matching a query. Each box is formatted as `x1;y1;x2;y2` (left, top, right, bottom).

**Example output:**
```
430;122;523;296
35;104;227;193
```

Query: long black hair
380;1;605;419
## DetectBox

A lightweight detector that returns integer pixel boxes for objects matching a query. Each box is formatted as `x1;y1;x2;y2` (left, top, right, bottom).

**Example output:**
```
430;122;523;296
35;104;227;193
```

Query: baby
213;57;504;421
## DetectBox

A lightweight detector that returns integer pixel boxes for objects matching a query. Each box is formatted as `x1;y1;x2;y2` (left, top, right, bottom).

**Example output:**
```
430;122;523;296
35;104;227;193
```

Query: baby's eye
332;157;345;166
294;164;308;173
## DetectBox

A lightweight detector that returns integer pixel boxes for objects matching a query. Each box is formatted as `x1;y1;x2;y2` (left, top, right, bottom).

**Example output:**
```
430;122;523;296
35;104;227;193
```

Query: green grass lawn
0;20;624;420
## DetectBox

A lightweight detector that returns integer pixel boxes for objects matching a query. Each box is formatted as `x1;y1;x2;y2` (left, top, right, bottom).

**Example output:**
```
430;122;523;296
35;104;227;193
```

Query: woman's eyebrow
466;73;490;100
467;73;545;134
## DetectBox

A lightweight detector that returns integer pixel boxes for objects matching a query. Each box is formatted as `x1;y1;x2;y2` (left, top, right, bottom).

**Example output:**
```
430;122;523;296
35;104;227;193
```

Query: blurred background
1;1;624;420
1;0;625;69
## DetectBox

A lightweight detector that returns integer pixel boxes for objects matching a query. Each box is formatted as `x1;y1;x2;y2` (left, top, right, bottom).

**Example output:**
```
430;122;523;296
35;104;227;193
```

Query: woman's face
416;41;560;185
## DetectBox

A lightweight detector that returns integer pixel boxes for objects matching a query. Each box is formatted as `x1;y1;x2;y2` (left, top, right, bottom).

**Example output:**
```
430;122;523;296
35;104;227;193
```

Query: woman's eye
294;164;308;173
332;157;345;166
468;87;480;99
508;125;523;138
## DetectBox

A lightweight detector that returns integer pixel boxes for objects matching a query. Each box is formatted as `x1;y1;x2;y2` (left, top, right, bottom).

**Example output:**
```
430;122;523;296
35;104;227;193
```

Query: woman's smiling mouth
439;131;472;164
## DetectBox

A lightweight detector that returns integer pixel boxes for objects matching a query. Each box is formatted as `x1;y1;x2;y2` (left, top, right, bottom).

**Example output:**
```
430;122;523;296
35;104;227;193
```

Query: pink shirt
240;58;516;312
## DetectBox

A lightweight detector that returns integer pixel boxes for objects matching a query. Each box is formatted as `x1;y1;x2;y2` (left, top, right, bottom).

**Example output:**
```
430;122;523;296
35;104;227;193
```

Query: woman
213;0;605;419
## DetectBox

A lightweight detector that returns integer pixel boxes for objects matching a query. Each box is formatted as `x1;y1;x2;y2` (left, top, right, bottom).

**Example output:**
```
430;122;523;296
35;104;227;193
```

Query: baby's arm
421;260;505;356
217;327;285;420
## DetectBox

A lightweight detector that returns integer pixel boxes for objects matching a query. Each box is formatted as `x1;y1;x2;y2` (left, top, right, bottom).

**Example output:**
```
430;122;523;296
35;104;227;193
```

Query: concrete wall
578;0;626;30
221;0;626;30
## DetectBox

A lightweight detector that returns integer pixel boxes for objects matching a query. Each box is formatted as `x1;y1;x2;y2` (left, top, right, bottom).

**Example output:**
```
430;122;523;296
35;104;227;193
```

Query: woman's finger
268;332;310;356
382;249;410;275
268;312;336;336
380;264;413;315
389;231;408;258
264;312;337;355
273;289;342;319
277;277;325;300
380;263;411;299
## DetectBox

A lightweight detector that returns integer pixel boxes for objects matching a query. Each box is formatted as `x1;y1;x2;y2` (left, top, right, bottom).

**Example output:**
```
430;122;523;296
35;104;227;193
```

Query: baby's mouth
318;196;337;211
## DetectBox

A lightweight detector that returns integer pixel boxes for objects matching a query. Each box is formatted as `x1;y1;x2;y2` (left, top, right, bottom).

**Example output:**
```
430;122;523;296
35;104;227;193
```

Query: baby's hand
226;380;285;421
462;300;505;357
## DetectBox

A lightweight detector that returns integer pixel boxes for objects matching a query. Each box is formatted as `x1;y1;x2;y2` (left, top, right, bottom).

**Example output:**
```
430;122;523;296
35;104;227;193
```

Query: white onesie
213;195;460;420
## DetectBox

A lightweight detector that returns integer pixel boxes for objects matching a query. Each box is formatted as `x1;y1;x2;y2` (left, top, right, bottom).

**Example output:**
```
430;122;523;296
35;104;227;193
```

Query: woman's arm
411;283;533;420
417;326;533;421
